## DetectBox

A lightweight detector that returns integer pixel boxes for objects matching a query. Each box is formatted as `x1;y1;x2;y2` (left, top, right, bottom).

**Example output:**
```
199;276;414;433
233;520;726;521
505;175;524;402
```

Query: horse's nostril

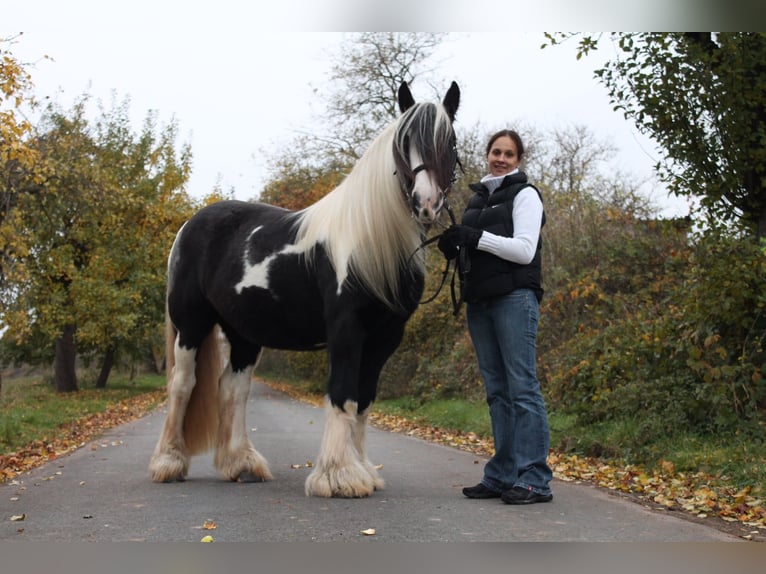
419;208;436;223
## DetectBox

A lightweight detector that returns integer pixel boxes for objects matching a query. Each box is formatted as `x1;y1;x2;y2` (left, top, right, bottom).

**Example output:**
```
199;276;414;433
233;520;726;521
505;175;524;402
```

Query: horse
149;81;460;497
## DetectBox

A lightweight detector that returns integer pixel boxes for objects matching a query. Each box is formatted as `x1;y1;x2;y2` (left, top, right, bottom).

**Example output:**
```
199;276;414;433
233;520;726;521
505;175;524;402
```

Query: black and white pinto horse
149;81;460;497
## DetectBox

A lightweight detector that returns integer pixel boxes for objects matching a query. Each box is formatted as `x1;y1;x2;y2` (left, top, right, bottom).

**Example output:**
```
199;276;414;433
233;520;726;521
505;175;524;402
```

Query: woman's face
486;135;520;177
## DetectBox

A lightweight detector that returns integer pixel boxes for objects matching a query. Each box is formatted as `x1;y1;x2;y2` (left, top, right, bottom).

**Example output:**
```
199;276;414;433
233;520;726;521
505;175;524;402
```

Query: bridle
398;162;448;217
397;134;466;315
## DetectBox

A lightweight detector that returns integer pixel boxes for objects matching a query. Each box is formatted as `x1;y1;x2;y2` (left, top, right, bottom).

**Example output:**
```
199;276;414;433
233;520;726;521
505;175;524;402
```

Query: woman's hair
485;129;525;160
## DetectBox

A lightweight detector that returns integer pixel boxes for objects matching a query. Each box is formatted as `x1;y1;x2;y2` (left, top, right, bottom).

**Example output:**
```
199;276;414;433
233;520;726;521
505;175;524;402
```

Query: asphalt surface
0;381;743;542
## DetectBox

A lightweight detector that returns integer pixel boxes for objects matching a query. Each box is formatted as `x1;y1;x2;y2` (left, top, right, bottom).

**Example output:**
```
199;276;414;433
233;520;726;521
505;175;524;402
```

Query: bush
545;230;766;439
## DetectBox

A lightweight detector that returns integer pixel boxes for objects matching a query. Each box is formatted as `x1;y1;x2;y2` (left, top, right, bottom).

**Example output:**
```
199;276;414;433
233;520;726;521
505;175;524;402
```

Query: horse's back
168;200;328;350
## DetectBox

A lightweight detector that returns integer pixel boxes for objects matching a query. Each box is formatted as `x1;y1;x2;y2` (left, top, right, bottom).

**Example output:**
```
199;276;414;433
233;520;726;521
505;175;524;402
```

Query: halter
392;99;459;220
399;163;443;215
396;159;461;220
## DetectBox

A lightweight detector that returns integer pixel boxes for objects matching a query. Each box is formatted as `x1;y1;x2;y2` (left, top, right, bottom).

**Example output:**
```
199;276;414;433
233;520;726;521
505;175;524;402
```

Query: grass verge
1;373;166;455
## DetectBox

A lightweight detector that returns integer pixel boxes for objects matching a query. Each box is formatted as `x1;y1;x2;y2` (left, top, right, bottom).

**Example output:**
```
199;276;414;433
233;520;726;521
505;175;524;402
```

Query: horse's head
393;81;460;225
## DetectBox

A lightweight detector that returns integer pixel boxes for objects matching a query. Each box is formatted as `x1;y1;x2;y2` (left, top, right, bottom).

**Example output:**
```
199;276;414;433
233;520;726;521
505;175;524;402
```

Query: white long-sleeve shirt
474;174;543;265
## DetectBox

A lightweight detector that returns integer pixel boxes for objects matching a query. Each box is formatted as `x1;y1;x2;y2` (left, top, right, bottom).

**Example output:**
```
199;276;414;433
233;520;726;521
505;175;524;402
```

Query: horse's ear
398;81;416;113
442;81;460;122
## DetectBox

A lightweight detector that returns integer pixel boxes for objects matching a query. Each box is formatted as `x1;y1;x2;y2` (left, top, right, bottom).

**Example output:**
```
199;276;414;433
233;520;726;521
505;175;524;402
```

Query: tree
317;32;447;163
259;33;448;207
1;36;38;300
259;161;343;211
1;36;42;396
546;32;766;238
0;94;194;391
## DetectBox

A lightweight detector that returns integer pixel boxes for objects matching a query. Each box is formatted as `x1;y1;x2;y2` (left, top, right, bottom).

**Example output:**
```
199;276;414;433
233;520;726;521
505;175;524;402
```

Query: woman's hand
437;225;482;259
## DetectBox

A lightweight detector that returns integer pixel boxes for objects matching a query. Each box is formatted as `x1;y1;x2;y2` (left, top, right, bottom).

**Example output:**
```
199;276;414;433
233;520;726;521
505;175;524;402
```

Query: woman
438;129;553;504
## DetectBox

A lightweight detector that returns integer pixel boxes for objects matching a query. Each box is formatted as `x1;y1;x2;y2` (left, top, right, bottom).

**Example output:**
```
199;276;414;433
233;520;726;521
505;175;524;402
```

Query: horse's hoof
215;448;273;482
151;471;186;483
304;469;375;498
237;471;267;483
149;452;189;483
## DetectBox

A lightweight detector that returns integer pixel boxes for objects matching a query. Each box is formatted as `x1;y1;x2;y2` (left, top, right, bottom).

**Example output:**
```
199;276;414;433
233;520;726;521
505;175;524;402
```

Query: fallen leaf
202;520;217;530
10;514;25;522
257;378;766;535
360;528;376;536
200;535;215;542
0;391;166;484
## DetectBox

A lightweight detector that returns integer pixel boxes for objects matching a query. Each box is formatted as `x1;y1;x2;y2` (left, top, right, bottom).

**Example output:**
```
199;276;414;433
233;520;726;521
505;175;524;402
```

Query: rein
409;201;467;317
401;154;467;316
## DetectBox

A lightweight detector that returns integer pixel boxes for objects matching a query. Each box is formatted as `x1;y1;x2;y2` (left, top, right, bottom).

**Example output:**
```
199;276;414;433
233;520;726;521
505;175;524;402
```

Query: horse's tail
184;327;221;454
165;306;221;456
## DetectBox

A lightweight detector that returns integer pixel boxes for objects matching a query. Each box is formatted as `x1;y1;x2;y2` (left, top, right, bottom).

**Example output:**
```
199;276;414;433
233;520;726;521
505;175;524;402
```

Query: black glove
437;225;482;260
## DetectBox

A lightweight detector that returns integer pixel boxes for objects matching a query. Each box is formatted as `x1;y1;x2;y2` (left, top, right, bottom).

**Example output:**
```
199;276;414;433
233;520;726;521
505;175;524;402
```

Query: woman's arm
475;187;543;264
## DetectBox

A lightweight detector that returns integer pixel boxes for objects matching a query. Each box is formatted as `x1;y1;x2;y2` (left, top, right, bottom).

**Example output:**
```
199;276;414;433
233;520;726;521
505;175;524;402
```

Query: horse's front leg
351;408;385;491
347;325;408;492
214;362;272;482
305;325;375;497
149;345;196;482
305;397;377;498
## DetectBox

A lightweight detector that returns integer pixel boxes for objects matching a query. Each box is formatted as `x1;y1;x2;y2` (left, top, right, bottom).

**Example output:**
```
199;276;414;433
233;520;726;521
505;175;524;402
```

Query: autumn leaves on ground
4;376;761;541
0;384;164;483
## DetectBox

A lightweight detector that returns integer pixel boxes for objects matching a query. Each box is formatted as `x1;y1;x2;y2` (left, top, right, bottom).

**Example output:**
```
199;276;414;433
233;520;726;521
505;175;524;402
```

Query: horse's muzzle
412;190;445;224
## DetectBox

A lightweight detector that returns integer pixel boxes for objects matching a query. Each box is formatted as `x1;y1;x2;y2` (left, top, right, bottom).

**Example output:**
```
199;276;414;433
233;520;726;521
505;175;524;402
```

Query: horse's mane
294;101;454;310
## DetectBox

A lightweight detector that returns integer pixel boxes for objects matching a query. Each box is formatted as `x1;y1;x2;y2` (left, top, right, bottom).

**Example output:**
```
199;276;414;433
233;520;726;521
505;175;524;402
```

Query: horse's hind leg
214;360;272;482
149;344;196;482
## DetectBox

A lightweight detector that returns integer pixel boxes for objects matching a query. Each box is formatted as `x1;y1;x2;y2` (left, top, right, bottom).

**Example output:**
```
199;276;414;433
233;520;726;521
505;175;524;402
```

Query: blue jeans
466;289;552;495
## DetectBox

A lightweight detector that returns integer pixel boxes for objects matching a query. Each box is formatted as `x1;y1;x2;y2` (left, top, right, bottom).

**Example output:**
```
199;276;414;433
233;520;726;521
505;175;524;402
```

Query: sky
5;2;742;218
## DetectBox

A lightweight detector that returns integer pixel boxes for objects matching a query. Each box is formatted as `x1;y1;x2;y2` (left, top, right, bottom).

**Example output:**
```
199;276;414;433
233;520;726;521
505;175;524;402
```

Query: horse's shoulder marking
234;230;310;295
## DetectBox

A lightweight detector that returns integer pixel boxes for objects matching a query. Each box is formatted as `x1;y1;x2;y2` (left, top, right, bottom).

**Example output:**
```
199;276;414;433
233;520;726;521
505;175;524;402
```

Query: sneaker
501;486;553;505
462;483;501;499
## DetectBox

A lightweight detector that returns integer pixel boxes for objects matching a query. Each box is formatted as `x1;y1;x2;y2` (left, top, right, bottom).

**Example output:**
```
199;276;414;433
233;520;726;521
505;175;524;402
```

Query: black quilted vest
460;171;545;303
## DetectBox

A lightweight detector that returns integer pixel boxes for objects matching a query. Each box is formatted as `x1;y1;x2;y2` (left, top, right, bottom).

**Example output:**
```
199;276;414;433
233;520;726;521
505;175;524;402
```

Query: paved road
0;381;741;542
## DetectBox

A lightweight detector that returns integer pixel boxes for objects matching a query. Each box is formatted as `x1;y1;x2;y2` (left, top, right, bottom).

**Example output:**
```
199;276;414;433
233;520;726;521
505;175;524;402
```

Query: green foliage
544;230;766;441
376;396;492;438
549;32;766;238
0;93;196;386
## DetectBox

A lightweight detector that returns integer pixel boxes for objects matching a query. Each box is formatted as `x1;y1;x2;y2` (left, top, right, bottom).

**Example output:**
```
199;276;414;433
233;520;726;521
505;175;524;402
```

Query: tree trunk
54;324;78;393
95;347;115;389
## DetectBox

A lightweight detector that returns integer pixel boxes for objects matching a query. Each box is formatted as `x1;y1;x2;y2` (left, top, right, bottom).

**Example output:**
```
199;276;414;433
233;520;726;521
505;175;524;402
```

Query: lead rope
410;201;466;316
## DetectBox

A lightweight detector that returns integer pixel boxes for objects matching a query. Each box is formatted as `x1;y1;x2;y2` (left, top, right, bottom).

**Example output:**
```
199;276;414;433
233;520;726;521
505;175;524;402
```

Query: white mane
293;120;424;310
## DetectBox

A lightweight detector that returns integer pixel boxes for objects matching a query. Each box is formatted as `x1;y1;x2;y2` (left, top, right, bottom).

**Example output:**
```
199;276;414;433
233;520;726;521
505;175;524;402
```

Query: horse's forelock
393;102;457;191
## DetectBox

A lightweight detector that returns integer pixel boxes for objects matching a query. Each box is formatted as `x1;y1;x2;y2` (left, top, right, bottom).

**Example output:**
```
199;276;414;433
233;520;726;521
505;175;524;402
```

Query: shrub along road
0;381;745;542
